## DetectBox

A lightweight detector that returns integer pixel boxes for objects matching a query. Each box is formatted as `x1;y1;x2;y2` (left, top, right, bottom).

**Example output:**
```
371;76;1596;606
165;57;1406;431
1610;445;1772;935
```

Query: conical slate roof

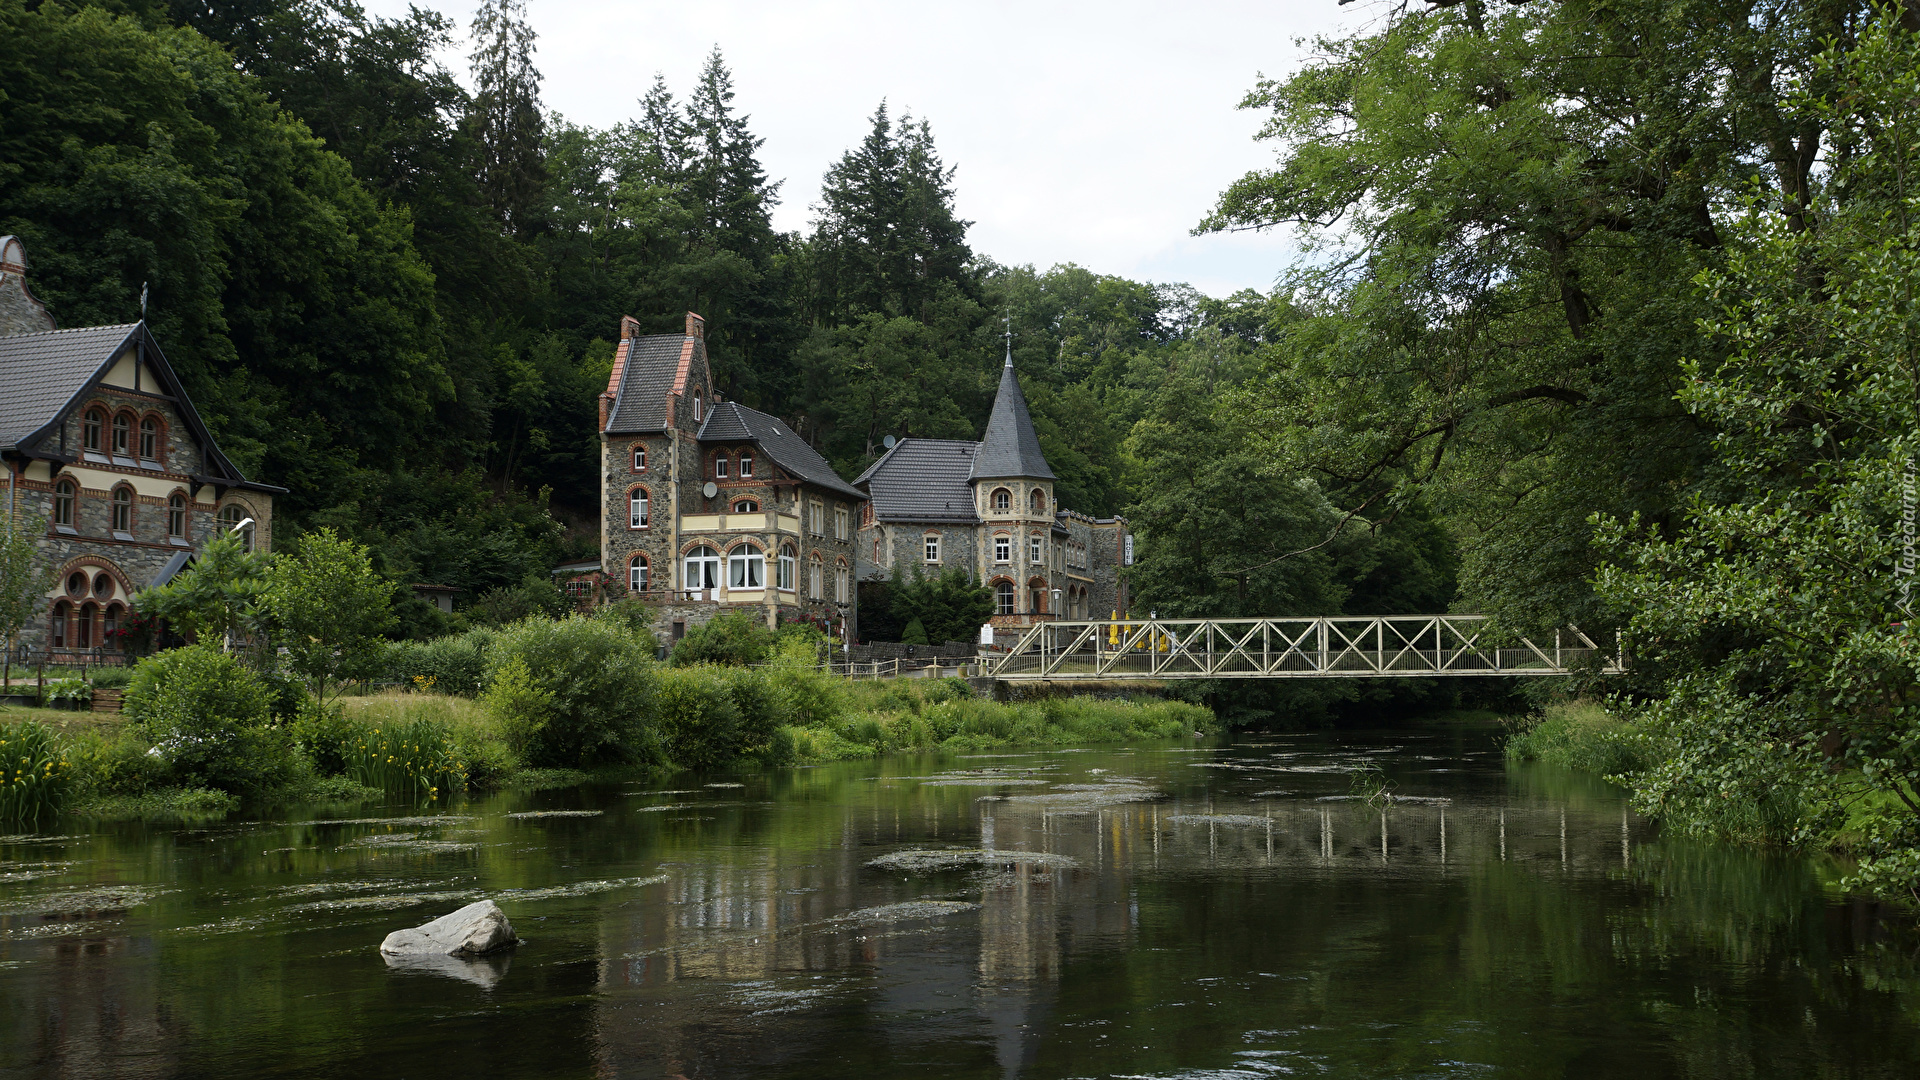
969;355;1054;481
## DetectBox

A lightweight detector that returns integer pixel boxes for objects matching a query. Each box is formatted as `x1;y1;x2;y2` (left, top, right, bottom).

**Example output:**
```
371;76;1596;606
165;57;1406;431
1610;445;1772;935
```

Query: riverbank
2;674;1217;824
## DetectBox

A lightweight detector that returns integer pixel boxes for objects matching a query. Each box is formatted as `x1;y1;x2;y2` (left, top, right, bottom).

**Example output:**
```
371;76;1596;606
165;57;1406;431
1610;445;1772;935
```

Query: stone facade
2;236;280;661
852;353;1131;634
597;313;865;647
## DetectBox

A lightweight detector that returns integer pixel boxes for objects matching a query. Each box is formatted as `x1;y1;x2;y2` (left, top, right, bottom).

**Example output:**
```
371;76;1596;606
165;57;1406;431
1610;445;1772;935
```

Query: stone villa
592;311;1131;645
0;236;281;660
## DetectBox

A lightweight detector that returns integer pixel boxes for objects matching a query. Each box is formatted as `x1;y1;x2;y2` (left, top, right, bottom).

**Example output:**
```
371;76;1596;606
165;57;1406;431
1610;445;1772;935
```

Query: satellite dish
882;435;897;449
703;481;718;499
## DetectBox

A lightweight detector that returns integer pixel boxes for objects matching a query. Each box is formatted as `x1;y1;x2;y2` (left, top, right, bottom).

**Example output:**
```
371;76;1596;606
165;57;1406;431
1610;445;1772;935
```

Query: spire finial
1003;314;1013;369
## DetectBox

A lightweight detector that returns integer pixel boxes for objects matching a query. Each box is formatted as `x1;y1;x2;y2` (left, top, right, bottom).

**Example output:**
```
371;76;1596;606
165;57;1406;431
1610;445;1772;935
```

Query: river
2;726;1915;1078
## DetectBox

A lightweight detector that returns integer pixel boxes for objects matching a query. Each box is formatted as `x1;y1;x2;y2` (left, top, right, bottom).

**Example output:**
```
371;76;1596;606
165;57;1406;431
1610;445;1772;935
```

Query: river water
2;726;1916;1079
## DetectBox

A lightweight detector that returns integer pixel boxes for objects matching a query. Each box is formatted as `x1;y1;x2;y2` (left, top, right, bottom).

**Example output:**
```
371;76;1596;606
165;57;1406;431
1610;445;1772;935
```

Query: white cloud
360;0;1371;296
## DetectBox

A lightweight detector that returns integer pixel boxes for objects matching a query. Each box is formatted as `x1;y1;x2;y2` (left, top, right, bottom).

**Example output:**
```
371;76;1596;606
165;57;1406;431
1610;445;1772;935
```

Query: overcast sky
362;0;1373;297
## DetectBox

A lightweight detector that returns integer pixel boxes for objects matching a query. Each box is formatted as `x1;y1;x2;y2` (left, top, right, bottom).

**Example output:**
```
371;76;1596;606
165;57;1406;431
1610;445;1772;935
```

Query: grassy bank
1504;700;1643;776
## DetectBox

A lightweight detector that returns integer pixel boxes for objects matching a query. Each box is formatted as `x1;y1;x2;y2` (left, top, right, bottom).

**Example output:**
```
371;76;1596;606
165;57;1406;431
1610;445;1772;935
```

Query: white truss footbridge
982;615;1621;681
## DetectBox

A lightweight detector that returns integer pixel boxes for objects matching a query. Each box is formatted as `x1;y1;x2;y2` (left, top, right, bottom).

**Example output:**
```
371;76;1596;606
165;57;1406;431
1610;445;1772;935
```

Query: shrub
0;721;73;827
88;667;134;689
41;678;91;707
65;727;168;797
654;666;745;769
383;628;495;696
124;645;294;795
670;608;776;667
1505;701;1645;777
484;616;658;766
290;698;362;776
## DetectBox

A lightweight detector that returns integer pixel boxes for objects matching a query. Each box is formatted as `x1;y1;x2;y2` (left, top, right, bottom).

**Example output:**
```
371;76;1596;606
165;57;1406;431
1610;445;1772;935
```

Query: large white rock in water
380;900;518;957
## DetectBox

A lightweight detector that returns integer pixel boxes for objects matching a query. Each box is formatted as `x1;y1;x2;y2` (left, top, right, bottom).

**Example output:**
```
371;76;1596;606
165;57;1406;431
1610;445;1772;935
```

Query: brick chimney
685;311;705;340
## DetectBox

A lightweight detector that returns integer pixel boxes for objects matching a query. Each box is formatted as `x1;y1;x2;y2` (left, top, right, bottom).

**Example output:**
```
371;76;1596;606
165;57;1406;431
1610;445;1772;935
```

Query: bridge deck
983;615;1620;680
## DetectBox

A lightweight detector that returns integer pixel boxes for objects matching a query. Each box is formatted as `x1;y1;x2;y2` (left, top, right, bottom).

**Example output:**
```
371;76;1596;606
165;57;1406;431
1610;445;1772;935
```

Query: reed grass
0;720;74;827
343;717;468;802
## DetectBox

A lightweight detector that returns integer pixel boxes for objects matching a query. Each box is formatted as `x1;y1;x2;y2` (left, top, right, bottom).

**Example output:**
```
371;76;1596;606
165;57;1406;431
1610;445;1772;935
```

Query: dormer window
739;452;753;478
82;408;103;451
714;454;728;479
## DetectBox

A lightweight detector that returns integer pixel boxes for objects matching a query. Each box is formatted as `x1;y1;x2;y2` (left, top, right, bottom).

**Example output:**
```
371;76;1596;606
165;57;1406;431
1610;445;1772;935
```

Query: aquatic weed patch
506;809;605;819
0;884;172;919
831;900;979;925
867;849;1077;873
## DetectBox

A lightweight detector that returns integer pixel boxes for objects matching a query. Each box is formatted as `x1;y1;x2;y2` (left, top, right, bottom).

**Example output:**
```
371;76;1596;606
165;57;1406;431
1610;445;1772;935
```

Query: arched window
110;486;132;533
629;487;650;529
714;453;728;479
684;545;721;591
167;493;187;539
995;581;1015;616
732;499;759;513
111;412;132;455
833;560;849;603
52;479;75;527
778;544;796;591
739;452;753;478
75;602;95;648
219;504;254;551
50;601;69;649
693;391;702;422
140;416;160;460
82;408;104;451
629;554;650;594
728;544;765;589
991;487;1010;511
631;443;647;471
1031;488;1047;514
1030;582;1048;614
809;555;823;600
103;603;123;650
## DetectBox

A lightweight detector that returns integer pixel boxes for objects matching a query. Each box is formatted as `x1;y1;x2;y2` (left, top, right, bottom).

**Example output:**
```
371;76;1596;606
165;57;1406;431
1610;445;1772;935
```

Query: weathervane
1003;313;1013;368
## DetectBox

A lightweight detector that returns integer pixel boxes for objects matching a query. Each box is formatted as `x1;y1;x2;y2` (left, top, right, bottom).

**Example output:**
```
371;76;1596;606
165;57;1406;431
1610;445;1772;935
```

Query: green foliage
467;574;570;627
343;717;466;802
1505;701;1645;778
888;565;994;645
1591;14;1920;897
0;721;73;827
653;665;748;770
483;616;658;766
670;608;776;667
132;531;270;646
261;528;394;699
41;679;93;706
0;512;53;660
64;725;169;798
382;628;496;696
900;617;929;645
124;644;290;794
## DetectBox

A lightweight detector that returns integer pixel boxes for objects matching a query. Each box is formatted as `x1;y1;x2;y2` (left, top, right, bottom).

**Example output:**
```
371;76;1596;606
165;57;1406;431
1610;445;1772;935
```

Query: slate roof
697;401;865;500
0;321;276;490
854;438;981;523
970;360;1054;480
604;333;694;433
0;323;139;449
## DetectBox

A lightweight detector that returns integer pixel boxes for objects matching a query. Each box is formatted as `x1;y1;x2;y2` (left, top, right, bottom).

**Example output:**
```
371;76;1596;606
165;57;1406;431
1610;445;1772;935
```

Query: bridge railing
982;615;1621;680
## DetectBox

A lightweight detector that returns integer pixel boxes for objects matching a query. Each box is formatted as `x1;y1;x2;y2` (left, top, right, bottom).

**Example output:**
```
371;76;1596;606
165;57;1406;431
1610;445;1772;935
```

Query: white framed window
733;499;759;513
629;489;649;529
994;535;1011;563
810;500;824;535
809;556;823;599
833;506;848;540
630;556;649;593
990;487;1010;511
167;494;187;539
694;391;702;421
728;546;765;588
632;443;646;470
924;535;939;563
740;452;753;478
995;581;1015;615
779;544;796;590
714;454;728;479
684;545;721;591
1030;536;1043;564
834;563;848;603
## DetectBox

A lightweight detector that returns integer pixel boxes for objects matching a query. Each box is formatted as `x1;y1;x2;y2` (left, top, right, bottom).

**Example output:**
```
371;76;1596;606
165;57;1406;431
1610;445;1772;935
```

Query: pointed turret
970;339;1055;480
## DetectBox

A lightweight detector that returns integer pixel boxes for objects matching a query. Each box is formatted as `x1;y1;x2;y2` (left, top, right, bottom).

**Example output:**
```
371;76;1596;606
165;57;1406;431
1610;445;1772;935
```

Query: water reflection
1;730;1916;1079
